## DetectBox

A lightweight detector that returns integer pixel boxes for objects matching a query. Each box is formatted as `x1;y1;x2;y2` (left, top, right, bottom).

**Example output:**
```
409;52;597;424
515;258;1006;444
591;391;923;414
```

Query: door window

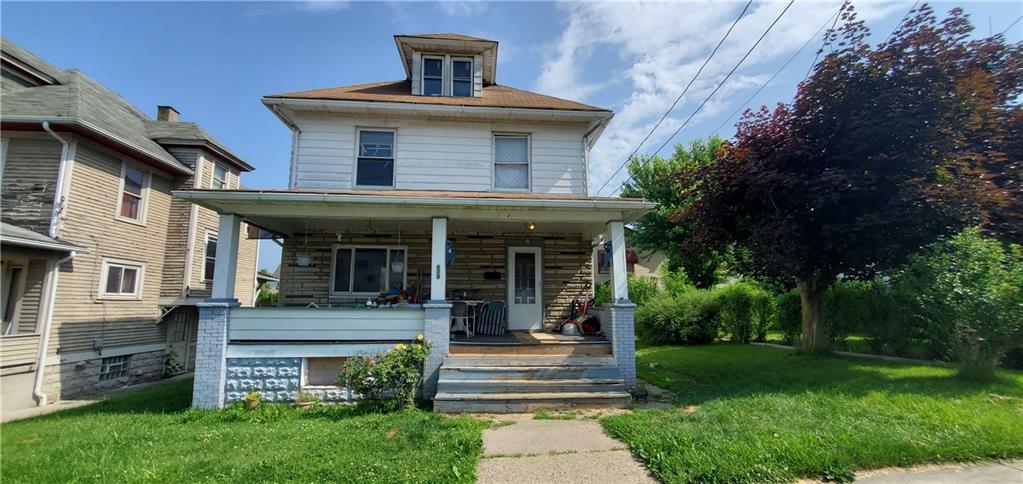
514;252;536;304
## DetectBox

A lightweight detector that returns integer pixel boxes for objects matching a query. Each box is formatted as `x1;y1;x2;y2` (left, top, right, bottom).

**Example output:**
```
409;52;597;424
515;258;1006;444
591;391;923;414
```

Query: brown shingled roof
399;33;496;42
266;80;610;113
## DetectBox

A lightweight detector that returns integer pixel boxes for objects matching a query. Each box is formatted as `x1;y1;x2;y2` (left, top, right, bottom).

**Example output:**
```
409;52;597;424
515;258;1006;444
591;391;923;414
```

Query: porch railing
228;307;426;342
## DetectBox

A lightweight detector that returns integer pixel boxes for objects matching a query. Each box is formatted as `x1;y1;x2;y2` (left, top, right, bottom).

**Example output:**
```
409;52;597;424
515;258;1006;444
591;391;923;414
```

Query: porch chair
476;300;507;336
451;301;474;338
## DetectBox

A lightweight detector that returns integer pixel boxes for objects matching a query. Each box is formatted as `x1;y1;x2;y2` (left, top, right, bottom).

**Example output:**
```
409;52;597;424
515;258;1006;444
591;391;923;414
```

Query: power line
711;3;845;138
802;1;846;83
594;0;754;196
999;15;1022;36
611;0;796;196
880;0;920;46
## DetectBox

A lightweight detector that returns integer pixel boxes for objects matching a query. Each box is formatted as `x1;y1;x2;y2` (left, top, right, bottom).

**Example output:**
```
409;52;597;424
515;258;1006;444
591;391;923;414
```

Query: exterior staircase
433;354;632;413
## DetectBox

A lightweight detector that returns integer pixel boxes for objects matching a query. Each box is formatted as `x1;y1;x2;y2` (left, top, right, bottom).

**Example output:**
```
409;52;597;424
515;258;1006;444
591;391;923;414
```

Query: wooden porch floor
450;331;611;356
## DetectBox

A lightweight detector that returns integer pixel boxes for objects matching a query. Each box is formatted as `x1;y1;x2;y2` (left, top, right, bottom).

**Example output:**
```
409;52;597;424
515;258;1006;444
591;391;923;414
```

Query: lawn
603;344;1023;483
1;378;485;483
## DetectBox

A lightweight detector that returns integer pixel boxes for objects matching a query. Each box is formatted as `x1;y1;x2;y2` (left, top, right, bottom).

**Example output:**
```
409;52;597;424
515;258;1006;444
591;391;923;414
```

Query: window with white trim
422;56;443;96
118;164;148;221
494;135;530;190
212;163;228;189
356;130;395;187
331;246;406;295
203;233;218;281
451;58;473;97
100;260;142;298
99;355;129;381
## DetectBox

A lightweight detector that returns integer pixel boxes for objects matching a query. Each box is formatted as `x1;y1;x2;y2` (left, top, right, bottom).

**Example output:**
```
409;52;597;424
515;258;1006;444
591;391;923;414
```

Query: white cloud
437;1;489;17
299;0;350;13
535;1;909;194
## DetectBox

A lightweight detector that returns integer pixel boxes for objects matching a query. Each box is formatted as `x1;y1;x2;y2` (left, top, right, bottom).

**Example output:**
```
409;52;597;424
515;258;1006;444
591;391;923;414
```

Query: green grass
1;379;485;483
603;344;1023;483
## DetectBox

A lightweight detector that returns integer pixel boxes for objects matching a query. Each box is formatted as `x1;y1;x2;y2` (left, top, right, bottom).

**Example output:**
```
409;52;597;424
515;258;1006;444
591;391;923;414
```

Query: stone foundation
42;349;166;400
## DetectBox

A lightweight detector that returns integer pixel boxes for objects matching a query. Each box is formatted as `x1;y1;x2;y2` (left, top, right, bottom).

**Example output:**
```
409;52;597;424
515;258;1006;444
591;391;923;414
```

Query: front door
507;247;542;331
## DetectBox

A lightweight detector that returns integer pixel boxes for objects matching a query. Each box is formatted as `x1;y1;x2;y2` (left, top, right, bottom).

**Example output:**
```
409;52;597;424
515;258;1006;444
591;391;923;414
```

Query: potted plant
294;391;320;410
244;391;261;410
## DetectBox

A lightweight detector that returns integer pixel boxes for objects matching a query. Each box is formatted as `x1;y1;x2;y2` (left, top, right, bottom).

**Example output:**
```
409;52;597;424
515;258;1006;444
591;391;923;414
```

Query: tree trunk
797;278;830;354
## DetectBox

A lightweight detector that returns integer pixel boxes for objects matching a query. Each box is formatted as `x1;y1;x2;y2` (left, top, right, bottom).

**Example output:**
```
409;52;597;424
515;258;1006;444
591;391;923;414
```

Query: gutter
32;250;76;406
41;122;72;238
262;97;612;122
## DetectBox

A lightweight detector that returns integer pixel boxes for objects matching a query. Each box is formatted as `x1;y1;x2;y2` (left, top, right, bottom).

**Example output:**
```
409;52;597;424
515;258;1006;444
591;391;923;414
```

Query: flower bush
339;335;432;410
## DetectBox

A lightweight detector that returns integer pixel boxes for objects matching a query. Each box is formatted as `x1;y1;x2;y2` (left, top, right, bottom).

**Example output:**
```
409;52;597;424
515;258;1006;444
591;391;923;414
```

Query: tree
675;5;1021;354
621;137;731;287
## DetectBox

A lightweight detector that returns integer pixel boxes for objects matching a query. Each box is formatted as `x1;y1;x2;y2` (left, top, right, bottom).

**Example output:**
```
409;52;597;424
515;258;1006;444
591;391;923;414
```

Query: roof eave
153;137;255;172
261;96;612;121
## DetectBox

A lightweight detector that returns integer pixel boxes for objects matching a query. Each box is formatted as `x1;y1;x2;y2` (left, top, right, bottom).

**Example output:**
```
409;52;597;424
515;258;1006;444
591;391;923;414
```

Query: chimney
156;105;179;122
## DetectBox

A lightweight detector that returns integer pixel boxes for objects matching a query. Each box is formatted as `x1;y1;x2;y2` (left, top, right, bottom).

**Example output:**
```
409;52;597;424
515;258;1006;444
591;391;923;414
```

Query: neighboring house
0;38;259;411
177;33;655;412
593;229;668;286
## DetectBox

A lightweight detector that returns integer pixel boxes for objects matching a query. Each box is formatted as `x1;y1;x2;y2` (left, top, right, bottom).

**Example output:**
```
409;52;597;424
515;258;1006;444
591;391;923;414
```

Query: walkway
476;414;656;484
854;460;1023;483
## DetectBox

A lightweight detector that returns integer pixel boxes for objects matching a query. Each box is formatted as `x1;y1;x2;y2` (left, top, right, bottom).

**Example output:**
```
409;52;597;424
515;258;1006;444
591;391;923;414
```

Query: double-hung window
203;233;218;281
451;58;473;97
356;130;395;187
100;260;143;299
212;163;228;189
494;135;530;190
118;163;148;222
331;246;406;295
422;56;443;96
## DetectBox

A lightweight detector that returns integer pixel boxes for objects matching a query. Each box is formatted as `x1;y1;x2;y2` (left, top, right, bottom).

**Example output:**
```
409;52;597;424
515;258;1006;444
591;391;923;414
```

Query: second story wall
1;135;62;234
291;112;590;195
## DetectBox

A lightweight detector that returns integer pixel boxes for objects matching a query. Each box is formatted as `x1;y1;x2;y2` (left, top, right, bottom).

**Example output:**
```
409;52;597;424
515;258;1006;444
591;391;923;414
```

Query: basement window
99;355;130;381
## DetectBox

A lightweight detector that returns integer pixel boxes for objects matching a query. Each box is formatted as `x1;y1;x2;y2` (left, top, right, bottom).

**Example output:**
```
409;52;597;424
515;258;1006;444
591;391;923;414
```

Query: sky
3;0;1020;272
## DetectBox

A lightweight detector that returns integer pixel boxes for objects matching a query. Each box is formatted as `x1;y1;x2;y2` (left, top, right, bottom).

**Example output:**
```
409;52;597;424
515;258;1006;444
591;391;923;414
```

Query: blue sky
3;1;1020;272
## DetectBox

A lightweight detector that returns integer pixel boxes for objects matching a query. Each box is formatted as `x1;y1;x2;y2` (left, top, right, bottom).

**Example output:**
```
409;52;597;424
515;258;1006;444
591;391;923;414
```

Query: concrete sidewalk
476;414;656;484
853;460;1023;483
0;373;192;423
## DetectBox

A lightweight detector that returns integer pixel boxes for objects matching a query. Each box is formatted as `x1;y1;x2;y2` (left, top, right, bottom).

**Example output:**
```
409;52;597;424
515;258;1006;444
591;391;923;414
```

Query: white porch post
212;213;241;300
193;212;241;408
607;220;636;387
424;216;451;398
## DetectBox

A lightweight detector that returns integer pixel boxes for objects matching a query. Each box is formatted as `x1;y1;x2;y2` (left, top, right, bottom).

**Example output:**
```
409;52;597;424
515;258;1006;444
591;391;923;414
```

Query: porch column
607;220;636;387
192;300;238;408
424;217;451;398
212;213;241;300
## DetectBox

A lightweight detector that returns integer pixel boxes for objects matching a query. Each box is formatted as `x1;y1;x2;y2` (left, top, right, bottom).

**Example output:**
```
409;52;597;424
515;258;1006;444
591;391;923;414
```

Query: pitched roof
145;120;254;171
266;80;610;113
399;33;496;42
0;222;86;253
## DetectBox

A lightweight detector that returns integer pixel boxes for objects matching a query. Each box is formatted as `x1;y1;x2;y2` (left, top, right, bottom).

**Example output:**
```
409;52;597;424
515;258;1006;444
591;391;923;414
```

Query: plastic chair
477;300;507;336
451;301;473;338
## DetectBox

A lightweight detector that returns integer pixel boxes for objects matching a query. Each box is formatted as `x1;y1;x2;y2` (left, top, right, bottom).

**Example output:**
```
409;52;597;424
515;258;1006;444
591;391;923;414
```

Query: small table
452;299;486;334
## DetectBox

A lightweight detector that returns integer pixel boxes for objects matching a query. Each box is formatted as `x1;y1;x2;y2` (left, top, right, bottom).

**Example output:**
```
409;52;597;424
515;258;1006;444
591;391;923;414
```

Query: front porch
174;189;654;410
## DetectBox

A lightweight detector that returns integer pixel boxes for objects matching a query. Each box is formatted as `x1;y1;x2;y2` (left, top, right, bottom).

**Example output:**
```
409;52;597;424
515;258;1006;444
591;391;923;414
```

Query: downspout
32;250;76;405
41;122;72;238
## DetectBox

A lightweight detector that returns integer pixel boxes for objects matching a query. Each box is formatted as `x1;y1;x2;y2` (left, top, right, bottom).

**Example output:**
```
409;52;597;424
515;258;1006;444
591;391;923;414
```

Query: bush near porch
603;344;1023;483
0;378;486;483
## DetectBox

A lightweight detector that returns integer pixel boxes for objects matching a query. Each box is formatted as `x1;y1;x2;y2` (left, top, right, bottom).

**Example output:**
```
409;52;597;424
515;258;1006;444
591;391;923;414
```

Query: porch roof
172;188;657;238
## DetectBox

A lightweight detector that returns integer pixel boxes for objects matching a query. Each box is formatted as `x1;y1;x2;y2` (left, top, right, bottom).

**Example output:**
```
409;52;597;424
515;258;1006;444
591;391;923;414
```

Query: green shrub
899;227;1023;380
339;335;432;409
661;268;694;296
593;274;663;307
773;289;802;345
716;282;773;343
594;281;611;307
636;291;720;345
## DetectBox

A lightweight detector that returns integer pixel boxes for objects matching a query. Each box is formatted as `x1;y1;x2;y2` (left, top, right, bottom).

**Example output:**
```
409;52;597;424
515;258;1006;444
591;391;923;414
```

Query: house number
436;265;441;279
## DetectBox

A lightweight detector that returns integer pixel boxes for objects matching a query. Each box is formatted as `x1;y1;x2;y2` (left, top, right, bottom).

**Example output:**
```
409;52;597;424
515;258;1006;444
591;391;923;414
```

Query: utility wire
802;1;846;83
711;3;844;138
880;0;920;46
999;15;1022;36
610;0;796;196
594;0;754;196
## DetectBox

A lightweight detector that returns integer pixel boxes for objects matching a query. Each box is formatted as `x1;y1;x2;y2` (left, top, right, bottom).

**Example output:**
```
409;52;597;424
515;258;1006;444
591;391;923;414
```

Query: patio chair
476;300;507;336
451;301;473;338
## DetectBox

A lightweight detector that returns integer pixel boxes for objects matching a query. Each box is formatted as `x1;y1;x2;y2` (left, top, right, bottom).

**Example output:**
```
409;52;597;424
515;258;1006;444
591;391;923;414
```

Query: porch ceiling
173;189;657;239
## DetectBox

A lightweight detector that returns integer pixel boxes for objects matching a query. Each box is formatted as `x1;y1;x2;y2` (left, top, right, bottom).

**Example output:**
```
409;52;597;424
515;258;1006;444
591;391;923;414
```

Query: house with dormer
177;33;654;412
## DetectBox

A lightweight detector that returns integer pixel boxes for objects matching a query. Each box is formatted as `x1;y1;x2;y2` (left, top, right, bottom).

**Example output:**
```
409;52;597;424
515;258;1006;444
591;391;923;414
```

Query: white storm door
507;247;542;330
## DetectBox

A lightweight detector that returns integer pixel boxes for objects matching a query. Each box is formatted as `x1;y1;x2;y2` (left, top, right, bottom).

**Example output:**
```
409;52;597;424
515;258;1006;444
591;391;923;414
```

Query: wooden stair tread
435;391;631;401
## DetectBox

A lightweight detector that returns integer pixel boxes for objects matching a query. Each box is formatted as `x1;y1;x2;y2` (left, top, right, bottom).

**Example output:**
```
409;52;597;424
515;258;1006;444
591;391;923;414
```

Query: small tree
675;5;1020;353
900;228;1023;380
621;137;733;288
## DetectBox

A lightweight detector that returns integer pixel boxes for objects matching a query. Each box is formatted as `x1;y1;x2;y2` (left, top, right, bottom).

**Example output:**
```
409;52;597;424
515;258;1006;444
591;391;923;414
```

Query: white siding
291;113;589;194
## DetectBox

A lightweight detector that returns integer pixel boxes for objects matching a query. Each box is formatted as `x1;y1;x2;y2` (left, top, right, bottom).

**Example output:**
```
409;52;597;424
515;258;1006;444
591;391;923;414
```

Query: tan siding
235;225;259;306
48;138;172;355
0;335;40;370
1;135;62;233
16;259;48;334
161;148;200;298
278;230;591;325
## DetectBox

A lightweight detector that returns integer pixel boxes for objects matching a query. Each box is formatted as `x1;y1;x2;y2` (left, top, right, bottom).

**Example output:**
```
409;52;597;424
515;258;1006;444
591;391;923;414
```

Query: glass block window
422;57;443;96
452;58;472;97
494;135;529;190
99;355;129;381
356;130;395;187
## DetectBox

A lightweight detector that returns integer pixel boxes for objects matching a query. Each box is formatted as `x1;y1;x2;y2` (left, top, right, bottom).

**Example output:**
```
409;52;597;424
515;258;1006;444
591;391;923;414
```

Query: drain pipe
32;250;75;405
41;122;72;238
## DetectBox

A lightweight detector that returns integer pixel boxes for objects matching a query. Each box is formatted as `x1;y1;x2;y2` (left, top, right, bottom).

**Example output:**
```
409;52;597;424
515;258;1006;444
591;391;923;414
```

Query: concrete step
434;391;632;413
440;366;623;380
449;343;612;356
443;355;616;367
437;378;626;394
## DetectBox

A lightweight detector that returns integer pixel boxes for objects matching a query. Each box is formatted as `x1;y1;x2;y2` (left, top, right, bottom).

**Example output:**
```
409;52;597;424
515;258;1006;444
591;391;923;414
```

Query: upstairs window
452;58;473;97
422;57;443;96
203;233;218;281
356;130;395;187
100;260;143;299
212;163;228;189
494;135;530;190
118;163;148;222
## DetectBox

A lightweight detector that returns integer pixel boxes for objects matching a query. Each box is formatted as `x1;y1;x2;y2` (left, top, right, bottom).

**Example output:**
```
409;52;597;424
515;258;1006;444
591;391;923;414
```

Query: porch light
526;222;536;231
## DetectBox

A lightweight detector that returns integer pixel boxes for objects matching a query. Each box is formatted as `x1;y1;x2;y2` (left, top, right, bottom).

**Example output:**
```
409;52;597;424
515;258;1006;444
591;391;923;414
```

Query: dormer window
452;58;473;97
422;57;443;96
